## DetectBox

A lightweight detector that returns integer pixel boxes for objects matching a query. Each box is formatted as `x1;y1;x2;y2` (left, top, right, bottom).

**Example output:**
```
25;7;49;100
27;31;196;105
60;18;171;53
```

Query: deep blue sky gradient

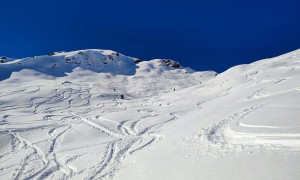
0;0;299;72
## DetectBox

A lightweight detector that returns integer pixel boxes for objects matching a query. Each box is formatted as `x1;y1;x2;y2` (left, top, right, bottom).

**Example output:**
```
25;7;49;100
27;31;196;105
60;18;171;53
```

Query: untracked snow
0;49;300;180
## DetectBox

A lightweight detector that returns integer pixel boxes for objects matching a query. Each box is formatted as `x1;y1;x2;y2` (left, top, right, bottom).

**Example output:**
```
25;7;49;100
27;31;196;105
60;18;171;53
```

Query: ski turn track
1;49;300;180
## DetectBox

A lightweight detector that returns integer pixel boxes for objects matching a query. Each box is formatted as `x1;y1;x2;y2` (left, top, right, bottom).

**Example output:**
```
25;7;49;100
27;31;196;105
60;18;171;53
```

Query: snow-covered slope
0;49;299;180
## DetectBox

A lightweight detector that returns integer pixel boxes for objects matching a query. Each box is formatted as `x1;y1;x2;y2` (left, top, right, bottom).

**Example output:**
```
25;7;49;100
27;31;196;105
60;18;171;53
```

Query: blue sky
0;0;299;72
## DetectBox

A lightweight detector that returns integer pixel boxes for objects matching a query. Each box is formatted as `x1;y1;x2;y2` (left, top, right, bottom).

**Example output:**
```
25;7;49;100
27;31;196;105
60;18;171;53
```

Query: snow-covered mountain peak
0;49;190;81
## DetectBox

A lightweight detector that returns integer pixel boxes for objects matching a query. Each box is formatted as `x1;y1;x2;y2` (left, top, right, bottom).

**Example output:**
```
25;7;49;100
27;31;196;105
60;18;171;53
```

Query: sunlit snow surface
0;49;299;179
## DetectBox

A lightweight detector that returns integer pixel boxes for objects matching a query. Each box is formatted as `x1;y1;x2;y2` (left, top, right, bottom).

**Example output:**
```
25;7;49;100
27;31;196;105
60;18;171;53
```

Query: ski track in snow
0;82;166;179
1;49;300;179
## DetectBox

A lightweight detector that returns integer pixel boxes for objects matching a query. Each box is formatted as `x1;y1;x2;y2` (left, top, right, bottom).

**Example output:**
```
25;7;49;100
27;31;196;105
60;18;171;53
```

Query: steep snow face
0;49;299;180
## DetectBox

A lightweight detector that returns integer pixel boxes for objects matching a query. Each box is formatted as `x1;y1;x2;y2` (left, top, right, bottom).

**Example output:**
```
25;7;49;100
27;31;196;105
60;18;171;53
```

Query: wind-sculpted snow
0;49;300;180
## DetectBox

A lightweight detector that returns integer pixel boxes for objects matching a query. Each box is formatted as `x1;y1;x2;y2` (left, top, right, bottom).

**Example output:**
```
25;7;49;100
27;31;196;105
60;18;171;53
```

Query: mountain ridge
0;49;193;81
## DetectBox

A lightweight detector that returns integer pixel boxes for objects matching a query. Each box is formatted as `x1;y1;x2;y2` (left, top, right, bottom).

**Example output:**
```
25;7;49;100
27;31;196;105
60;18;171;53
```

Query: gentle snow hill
0;49;299;180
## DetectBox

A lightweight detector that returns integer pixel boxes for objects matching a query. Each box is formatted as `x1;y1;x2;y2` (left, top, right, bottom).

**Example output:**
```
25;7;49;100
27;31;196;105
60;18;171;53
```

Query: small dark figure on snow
120;95;124;99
